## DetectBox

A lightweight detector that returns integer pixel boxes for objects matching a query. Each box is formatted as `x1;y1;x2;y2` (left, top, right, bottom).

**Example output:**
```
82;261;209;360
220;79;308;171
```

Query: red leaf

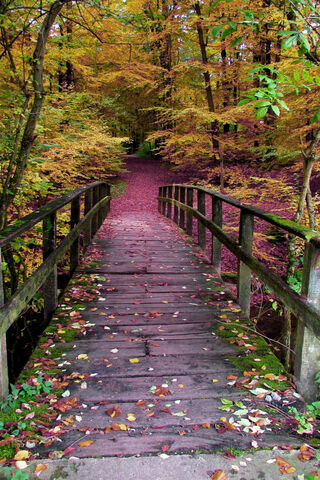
63;446;76;456
161;444;170;452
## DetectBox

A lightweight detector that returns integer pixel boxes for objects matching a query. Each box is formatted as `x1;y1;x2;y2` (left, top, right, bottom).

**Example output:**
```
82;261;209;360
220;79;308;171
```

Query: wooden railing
0;181;111;398
158;184;320;401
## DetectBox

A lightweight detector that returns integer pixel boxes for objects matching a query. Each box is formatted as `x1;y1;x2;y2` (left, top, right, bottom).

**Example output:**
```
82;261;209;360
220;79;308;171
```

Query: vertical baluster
174;186;179;224
186;187;193;236
0;248;8;400
84;187;93;249
43;212;57;322
162;186;167;216
98;183;108;226
167;186;173;219
70;196;80;275
212;196;222;274
92;185;99;235
106;184;111;215
197;190;206;250
294;242;320;401
179;186;186;229
158;187;163;213
237;209;253;317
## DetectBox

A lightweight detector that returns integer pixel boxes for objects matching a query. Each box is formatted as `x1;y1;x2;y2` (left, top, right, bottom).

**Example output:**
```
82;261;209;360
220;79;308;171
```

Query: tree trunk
193;2;219;154
0;0;69;227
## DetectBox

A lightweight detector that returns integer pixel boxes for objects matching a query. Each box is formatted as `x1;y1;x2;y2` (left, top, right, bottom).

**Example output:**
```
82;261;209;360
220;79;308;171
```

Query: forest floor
2;155;320;479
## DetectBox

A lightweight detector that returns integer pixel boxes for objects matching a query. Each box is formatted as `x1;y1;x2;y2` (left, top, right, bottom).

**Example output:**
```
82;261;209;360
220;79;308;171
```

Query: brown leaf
104;427;111;434
211;470;227;480
106;405;122;418
155;386;170;396
226;375;238;380
78;440;93;447
275;457;291;468
136;400;147;407
298;444;315;462
202;422;211;429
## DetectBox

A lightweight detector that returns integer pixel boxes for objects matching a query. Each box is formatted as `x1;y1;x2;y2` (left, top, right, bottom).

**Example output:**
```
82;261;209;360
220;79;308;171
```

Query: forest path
34;157;302;460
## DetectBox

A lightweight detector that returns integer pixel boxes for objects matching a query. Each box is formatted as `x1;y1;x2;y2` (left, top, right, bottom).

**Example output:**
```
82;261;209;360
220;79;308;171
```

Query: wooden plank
56;351;237;378
65;373;238;402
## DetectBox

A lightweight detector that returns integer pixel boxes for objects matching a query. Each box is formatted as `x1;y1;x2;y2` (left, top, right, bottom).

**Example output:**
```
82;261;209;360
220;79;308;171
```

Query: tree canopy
0;0;320;230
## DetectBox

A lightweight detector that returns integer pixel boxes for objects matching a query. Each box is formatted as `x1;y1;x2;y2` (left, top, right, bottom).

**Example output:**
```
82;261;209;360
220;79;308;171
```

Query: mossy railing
158;184;320;401
0;181;111;399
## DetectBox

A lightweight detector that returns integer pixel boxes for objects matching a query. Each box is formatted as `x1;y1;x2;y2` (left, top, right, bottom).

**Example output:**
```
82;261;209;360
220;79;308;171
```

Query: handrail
0;181;103;248
0;181;111;399
158;184;320;401
161;184;320;246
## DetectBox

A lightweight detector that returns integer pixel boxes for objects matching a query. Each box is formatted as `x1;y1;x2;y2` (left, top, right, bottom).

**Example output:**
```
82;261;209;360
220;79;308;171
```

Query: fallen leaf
111;423;127;431
14;450;30;461
211;470;227;480
275;457;291;468
202;422;211;429
136;400;147;407
15;461;28;470
161;444;170;452
127;413;136;422
298;444;315;462
106;405;122;418
104;427;111;434
63;446;76;456
129;358;140;363
77;354;88;360
34;463;47;477
78;440;93;447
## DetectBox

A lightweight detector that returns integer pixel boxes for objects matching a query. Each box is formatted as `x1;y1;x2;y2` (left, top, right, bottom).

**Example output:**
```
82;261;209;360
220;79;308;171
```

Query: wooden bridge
1;178;320;459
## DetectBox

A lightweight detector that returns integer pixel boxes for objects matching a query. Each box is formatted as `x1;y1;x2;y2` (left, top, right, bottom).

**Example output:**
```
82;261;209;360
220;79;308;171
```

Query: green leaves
255;107;268;119
279;30;311;56
311;108;320;123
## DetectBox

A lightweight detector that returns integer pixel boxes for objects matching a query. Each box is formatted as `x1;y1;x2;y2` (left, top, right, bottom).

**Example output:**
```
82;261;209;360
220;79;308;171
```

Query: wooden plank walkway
33;211;301;458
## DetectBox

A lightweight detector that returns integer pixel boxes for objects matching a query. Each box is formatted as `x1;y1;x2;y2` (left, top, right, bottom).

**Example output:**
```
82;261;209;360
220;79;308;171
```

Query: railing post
237;209;254;317
70;196;80;275
212;196;222;274
84;188;93;249
179;186;186;229
186;187;193;236
92;185;100;235
294;242;320;401
99;183;108;226
162;186;167;216
174;186;179;224
158;187;163;213
167;186;173;219
43;212;57;322
0;248;8;400
197;190;206;250
105;184;111;216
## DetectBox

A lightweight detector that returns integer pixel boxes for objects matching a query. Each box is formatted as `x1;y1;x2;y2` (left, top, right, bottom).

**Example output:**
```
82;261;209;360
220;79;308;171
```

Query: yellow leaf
178;384;184;389
77;354;88;360
14;450;30;461
129;358;140;363
212;379;219;383
127;413;136;422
